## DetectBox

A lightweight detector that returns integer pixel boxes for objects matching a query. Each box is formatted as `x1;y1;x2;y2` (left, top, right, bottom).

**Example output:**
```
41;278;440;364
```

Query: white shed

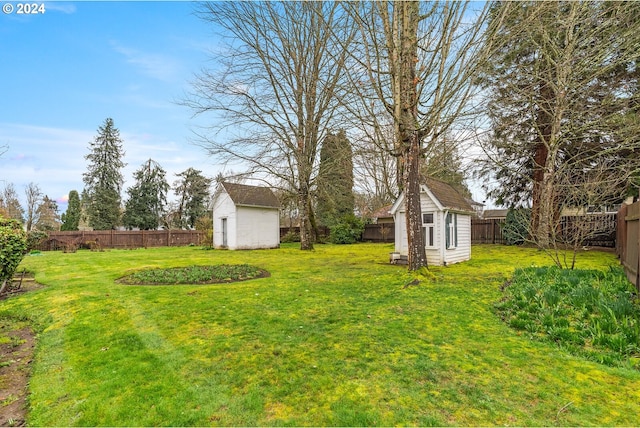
390;178;474;266
212;182;281;250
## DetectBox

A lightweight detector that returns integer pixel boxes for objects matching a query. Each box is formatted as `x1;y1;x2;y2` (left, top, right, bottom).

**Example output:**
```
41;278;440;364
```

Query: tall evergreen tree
316;130;355;227
476;1;640;249
83;118;126;230
123;159;169;230
60;190;81;231
173;168;212;229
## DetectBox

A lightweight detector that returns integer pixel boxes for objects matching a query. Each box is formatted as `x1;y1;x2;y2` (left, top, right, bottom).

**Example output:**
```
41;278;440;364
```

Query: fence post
636;217;640;292
491;219;496;244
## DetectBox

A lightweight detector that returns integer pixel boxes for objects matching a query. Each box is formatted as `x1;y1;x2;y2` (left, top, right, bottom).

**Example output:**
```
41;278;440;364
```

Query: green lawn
3;243;640;426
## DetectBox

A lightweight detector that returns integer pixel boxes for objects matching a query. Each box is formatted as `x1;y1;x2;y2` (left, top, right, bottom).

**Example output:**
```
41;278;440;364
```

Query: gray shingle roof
371;204;393;219
221;182;280;209
424;177;474;213
483;209;509;219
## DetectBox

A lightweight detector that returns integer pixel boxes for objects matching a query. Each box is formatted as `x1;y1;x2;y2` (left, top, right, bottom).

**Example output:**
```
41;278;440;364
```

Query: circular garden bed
117;264;270;285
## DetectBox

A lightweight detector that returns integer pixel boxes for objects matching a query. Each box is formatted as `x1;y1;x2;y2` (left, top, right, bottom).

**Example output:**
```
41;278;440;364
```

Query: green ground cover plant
118;264;268;285
2;243;639;426
496;266;640;368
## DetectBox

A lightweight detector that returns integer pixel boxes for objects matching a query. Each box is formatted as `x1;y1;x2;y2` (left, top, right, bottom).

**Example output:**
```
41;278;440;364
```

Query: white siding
212;192;237;249
392;191;472;266
236;206;280;249
394;211;408;254
443;213;471;266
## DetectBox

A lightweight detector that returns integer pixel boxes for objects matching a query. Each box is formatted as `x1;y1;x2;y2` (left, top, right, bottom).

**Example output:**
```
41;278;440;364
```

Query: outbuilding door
396;211;408;254
221;218;228;248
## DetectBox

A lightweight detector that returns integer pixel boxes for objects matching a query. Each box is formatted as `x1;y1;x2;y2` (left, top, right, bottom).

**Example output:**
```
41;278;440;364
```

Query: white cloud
0;123;90;205
44;2;77;14
0;122;222;211
110;41;183;82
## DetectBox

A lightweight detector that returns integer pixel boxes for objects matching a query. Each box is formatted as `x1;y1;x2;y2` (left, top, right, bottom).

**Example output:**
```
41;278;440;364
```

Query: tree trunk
307;199;319;243
298;185;314;251
397;1;426;270
531;77;554;248
403;134;427;270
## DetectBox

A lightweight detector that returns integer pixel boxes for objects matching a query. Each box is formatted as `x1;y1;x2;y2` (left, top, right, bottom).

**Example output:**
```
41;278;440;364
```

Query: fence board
38;230;205;251
618;202;640;291
362;223;394;242
471;219;505;244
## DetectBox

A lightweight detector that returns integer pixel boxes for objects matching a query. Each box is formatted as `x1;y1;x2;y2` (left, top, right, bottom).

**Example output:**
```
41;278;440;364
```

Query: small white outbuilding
212;182;281;250
390;177;474;266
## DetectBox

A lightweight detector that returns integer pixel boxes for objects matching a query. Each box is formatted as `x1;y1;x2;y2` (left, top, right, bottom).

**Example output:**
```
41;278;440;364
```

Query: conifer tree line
1;117;214;232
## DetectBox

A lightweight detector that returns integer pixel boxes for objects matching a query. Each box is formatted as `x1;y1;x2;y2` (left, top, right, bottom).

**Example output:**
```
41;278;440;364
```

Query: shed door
221;218;228;247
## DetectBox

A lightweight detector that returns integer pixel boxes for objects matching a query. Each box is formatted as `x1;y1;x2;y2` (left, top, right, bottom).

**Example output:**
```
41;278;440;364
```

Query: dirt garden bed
0;274;41;427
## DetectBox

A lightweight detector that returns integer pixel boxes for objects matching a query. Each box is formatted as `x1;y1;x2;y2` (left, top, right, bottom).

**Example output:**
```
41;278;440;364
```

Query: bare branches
477;1;640;258
185;1;354;250
345;1;489;270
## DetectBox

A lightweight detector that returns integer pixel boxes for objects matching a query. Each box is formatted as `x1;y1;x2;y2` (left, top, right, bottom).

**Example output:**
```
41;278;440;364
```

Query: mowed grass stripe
2;243;639;425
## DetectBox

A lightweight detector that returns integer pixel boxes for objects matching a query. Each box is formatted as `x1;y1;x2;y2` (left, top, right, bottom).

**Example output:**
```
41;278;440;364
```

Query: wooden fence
471;215;617;247
38;230;205;251
559;213;617;248
362;223;395;242
279;224;394;243
471;219;505;244
617;202;640;291
36;211;621;252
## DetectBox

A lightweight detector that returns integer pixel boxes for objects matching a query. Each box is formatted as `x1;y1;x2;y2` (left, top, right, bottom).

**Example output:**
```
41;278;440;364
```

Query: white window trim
422;212;435;248
446;212;458;250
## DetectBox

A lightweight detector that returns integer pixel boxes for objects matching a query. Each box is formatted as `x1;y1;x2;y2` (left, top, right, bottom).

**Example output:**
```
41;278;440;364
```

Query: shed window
422;212;435;248
445;212;458;249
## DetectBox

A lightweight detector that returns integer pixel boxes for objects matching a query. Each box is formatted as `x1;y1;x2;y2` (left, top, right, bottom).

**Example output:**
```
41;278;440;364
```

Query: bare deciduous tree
24;182;43;232
477;1;640;258
352;118;399;211
348;1;490;270
1;183;25;223
185;1;354;251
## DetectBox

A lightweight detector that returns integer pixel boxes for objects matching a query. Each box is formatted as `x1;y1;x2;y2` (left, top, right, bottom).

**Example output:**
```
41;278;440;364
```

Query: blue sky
1;1;493;213
0;1;222;210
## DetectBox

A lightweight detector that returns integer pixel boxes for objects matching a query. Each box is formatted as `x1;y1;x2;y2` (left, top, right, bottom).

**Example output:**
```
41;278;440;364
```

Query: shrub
330;215;365;244
26;230;49;251
0;217;28;286
502;208;530;245
195;215;213;248
281;230;300;243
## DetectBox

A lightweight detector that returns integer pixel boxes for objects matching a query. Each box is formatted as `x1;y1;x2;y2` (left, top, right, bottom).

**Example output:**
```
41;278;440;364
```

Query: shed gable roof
390;177;474;214
423;177;473;213
220;182;280;209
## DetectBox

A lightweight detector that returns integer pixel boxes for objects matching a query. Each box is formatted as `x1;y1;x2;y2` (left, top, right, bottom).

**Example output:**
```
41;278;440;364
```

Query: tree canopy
476;1;640;249
83;118;126;230
316;130;355;228
123;159;169;230
186;1;355;250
